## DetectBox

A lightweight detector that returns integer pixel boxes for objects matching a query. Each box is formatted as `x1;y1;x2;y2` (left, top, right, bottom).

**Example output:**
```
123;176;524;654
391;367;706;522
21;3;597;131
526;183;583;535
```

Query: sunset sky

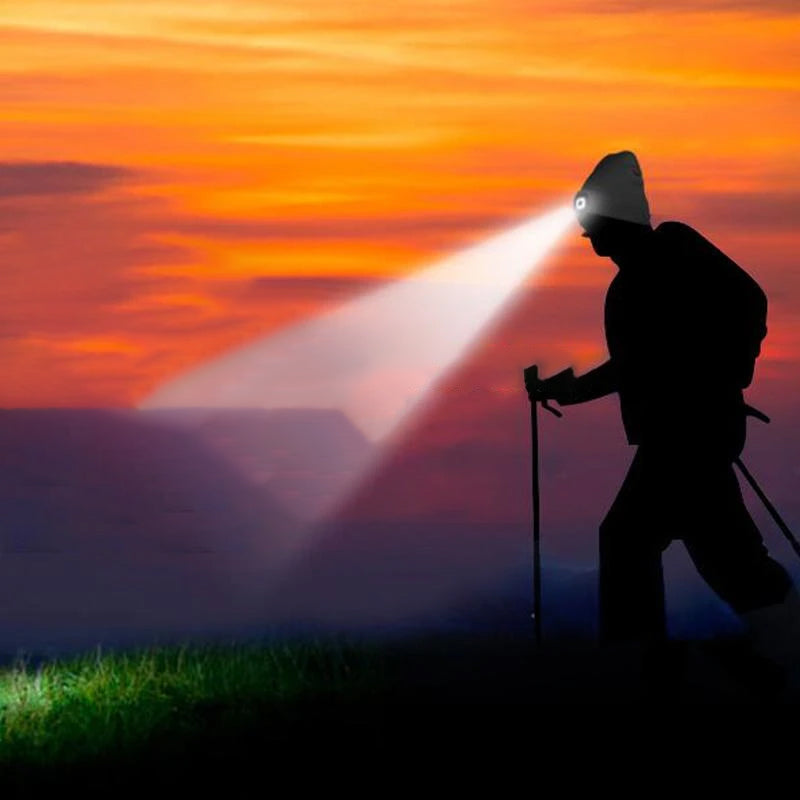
1;0;797;410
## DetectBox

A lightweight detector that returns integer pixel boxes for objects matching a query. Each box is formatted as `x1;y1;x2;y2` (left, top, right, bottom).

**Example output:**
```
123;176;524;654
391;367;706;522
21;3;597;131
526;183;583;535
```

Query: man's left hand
524;366;577;404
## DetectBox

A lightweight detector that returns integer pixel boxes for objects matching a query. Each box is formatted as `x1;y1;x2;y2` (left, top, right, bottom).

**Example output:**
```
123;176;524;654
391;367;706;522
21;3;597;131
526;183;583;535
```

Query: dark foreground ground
0;632;792;791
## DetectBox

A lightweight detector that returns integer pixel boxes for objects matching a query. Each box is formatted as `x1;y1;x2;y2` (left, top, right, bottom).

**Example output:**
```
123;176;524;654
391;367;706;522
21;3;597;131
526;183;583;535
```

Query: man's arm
549;359;618;405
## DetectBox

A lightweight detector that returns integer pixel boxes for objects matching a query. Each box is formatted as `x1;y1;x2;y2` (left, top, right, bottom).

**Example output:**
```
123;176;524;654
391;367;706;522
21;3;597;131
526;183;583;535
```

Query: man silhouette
527;151;799;691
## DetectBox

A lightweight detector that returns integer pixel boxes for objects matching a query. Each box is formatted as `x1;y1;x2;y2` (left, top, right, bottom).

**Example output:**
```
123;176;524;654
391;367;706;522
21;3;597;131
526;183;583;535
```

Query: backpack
657;221;767;390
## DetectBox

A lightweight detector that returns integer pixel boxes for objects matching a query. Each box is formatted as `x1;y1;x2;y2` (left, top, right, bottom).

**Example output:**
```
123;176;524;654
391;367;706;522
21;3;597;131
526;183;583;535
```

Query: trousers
598;443;793;643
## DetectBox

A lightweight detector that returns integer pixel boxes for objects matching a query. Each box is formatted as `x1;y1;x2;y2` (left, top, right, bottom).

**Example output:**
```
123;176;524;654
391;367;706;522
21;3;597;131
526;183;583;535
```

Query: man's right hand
523;365;542;401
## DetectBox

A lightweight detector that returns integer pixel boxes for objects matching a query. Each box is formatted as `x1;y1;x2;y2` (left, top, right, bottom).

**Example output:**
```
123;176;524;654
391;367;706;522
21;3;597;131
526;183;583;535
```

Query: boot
741;586;800;700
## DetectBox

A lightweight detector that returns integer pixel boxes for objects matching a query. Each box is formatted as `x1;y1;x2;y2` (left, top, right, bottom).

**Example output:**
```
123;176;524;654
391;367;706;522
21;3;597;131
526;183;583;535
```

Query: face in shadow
580;214;652;261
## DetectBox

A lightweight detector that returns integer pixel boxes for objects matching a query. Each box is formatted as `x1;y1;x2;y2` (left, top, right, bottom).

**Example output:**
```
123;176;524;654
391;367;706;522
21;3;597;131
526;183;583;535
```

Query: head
575;151;652;263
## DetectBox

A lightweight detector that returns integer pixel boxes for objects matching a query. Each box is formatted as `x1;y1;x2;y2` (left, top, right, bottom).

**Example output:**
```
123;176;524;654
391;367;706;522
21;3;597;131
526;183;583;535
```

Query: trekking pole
734;457;800;562
529;367;543;646
524;365;567;646
732;404;800;562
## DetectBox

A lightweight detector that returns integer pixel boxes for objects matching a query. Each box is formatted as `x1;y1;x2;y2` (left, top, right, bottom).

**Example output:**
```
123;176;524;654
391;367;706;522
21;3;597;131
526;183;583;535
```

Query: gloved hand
524;366;577;404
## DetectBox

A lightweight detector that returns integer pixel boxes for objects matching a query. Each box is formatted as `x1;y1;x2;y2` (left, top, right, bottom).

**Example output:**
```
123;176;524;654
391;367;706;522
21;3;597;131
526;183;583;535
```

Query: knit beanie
574;151;651;227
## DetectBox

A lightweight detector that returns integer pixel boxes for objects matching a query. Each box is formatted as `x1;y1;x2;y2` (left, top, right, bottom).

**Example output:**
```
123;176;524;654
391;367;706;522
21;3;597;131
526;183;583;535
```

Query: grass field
0;632;788;789
0;638;388;788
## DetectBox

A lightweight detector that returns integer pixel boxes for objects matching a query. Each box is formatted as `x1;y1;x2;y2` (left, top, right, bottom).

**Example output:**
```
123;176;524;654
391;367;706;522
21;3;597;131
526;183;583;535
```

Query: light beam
139;203;574;523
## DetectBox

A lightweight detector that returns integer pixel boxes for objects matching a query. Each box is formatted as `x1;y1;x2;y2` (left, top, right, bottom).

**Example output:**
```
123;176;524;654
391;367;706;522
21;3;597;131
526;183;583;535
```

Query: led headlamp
574;190;599;237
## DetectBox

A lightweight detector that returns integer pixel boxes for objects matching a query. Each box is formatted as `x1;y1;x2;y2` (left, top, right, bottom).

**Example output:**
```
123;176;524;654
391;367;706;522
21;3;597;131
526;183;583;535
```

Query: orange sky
0;0;798;406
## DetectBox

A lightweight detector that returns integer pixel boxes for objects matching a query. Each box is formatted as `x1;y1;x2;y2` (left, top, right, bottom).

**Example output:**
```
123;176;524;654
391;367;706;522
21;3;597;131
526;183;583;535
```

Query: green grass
0;639;384;773
0;631;775;788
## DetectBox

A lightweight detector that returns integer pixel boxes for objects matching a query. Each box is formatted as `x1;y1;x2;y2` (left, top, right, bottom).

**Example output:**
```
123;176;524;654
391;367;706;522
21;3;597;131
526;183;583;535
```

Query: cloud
663;190;800;234
161;209;519;243
244;274;385;298
0;160;133;198
525;0;800;13
606;0;798;12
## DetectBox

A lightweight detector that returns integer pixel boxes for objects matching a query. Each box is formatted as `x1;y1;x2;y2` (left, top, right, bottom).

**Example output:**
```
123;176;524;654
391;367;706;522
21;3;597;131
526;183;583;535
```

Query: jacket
570;221;763;456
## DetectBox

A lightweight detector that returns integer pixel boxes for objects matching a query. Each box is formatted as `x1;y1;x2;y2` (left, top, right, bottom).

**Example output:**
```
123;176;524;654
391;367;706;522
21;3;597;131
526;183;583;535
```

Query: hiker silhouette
526;151;799;689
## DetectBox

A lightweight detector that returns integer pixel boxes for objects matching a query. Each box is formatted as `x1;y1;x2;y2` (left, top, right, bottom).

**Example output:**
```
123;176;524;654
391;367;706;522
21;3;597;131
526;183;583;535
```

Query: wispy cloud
161;210;517;242
559;0;800;13
667;189;800;234
0;161;132;198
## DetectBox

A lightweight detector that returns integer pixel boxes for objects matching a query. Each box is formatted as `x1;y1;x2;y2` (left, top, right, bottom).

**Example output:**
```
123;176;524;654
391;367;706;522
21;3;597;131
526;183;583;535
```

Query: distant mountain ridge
0;408;297;554
0;407;371;651
0;408;745;654
141;406;373;521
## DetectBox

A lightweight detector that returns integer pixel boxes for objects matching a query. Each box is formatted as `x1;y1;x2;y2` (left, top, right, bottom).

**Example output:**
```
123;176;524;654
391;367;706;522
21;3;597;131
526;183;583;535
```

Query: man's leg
598;448;669;644
681;460;797;692
681;462;791;616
